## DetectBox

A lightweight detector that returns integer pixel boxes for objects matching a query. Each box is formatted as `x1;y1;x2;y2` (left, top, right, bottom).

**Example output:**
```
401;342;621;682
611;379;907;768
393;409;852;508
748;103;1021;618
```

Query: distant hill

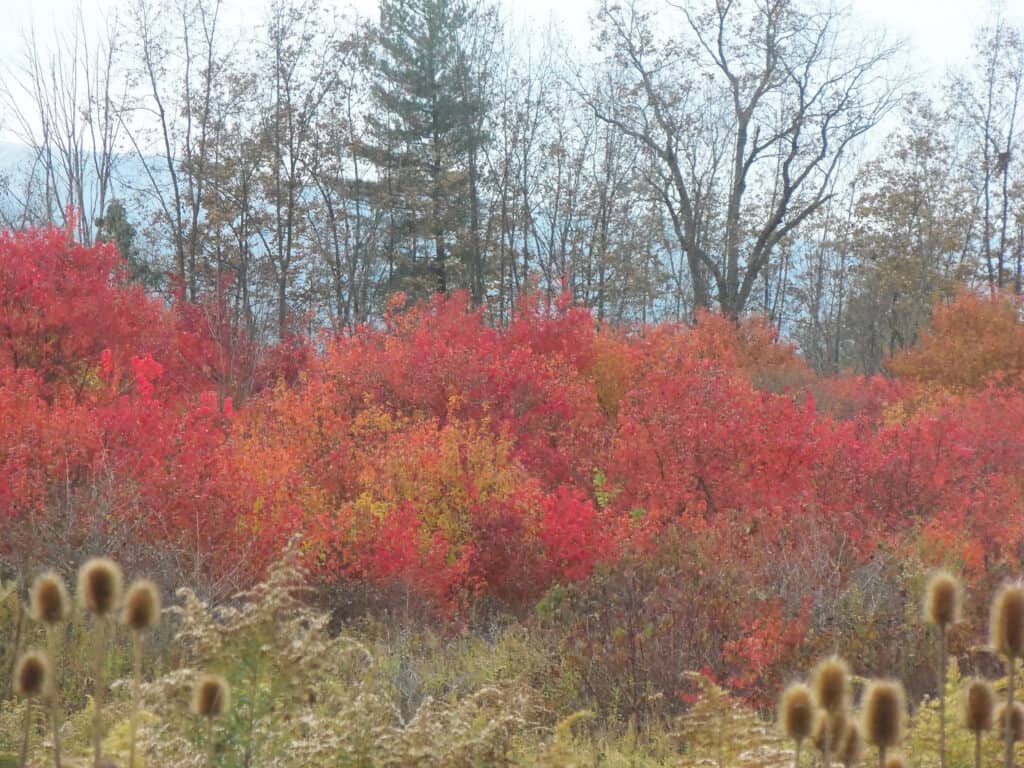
0;140;164;224
0;141;34;176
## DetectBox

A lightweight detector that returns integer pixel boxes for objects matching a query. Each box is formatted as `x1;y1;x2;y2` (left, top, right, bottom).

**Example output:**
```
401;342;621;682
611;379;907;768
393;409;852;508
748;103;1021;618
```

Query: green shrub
907;659;1023;768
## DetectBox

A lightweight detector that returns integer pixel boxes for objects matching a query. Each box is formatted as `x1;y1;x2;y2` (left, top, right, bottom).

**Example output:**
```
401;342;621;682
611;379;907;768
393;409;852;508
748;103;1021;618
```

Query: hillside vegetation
3;226;1024;764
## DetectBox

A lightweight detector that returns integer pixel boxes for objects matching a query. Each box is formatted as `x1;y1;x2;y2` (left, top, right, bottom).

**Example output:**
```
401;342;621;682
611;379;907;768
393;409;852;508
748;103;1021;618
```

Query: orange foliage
6;225;1024;695
888;290;1024;393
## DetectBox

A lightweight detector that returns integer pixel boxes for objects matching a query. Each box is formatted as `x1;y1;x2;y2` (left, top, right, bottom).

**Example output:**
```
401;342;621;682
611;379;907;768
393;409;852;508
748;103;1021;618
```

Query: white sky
1;0;1022;142
1;0;1016;63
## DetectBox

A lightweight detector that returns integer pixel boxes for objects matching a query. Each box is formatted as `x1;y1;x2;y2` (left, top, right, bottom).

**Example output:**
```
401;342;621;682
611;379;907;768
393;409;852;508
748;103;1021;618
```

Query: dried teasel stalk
77;558;123;617
812;655;851;767
863;679;905;768
30;570;69;766
78;557;123;768
123;579;161;768
964;679;996;768
779;682;814;767
991;583;1024;768
14;650;52;768
997;701;1024;744
14;650;51;698
192;673;231;768
191;673;231;719
838;720;865;768
813;656;852;714
30;571;70;625
924;570;962;768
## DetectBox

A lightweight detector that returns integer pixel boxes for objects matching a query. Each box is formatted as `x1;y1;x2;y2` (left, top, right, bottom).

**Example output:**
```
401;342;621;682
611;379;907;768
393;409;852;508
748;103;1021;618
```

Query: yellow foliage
676;671;791;768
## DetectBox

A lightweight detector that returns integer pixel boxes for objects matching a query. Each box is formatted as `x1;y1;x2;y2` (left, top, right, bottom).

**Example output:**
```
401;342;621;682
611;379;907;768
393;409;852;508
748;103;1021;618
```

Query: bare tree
306;19;385;331
256;0;347;337
123;0;227;299
588;0;903;318
483;26;554;321
951;10;1024;291
0;10;127;243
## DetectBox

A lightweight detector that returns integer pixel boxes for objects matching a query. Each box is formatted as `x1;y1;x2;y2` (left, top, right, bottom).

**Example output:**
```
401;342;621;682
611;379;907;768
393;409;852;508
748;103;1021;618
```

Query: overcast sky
0;0;1014;64
1;0;1022;144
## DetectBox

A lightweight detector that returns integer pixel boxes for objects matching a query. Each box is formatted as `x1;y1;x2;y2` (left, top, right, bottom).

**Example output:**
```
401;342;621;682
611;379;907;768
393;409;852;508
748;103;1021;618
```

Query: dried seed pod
779;682;814;743
191;674;231;718
838;719;865;767
813;709;848;755
14;650;52;699
963;678;996;733
122;579;161;631
30;570;70;624
77;558;124;616
924;570;962;628
990;583;1024;658
996;701;1024;743
863;679;906;750
812;655;851;714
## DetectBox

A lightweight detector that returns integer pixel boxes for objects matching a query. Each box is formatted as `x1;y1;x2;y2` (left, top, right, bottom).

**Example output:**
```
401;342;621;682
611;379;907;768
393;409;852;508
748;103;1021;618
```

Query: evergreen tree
97;199;164;290
363;0;490;300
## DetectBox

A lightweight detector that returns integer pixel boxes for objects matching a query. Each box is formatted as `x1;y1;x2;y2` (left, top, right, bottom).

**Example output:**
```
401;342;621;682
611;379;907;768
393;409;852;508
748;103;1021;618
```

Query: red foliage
0;226;162;401
0;226;302;591
6;225;1024;693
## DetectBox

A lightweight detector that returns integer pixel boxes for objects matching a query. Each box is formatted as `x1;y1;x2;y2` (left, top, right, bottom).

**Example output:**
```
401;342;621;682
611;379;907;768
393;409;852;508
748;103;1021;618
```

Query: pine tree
363;0;489;300
97;199;164;289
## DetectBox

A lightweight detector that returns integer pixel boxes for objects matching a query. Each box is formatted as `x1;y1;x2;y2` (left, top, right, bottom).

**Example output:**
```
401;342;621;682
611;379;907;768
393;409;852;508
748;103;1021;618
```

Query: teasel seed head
29;570;70;625
813;709;848;755
862;679;906;750
779;682;814;744
838;719;865;767
963;678;996;733
812;655;851;714
191;673;231;718
122;579;161;631
924;570;962;628
77;557;124;617
990;582;1024;658
14;650;52;699
997;701;1024;743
